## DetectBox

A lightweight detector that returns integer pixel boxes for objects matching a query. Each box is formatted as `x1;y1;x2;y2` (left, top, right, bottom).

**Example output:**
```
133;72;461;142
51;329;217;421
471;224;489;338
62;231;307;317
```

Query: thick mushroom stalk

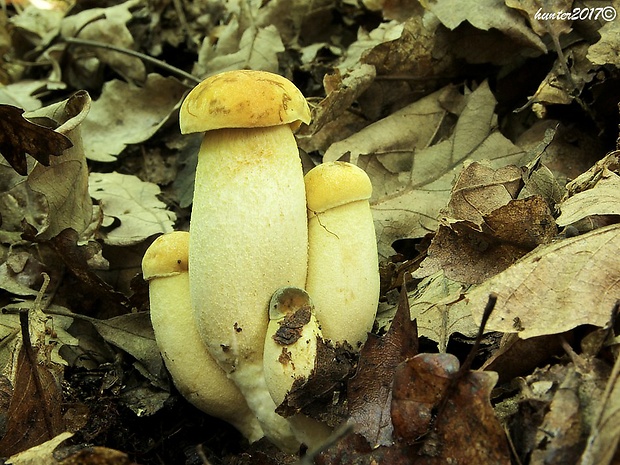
141;231;263;442
263;287;332;450
304;161;380;349
179;70;311;450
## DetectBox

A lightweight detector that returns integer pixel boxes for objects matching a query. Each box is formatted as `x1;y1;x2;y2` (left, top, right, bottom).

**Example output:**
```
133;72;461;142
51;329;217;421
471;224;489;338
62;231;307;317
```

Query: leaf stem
63;37;201;85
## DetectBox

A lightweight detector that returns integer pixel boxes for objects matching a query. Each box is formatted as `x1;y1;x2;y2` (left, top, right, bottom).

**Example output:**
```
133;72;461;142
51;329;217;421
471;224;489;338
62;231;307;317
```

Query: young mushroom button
304;161;380;350
263;287;332;450
179;70;311;452
142;231;263;442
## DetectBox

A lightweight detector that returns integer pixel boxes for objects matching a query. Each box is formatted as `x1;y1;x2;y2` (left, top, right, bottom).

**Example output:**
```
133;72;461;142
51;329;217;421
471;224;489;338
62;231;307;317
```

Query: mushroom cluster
141;70;380;451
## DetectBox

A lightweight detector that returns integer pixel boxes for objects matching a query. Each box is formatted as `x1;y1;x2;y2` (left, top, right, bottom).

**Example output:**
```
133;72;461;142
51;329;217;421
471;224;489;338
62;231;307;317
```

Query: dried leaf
416;195;557;284
506;0;573;39
391;353;510;464
60;0;145;83
467;223;620;338
323;85;461;165
88;172;176;246
423;0;546;52
203;25;285;75
81;74;186;162
5;431;73;465
49;229;132;315
0;315;65;457
587;18;620;67
347;288;418;447
25;91;92;239
371;81;526;258
578;346;620;465
406;271;477;351
88;313;163;381
0;105;72;176
557;169;620;227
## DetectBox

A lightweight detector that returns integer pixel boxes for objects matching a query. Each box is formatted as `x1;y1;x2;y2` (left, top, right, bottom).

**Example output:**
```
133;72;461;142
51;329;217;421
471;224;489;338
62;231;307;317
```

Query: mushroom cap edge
142;231;190;280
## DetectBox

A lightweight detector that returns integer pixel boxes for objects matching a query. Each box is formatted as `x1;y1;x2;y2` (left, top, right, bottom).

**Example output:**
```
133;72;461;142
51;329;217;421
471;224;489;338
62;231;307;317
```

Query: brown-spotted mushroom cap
179;70;311;134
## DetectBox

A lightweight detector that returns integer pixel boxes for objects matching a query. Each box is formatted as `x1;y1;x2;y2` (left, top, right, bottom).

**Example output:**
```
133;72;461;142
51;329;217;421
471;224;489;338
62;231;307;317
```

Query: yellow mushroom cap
142;231;189;280
305;161;373;213
179;70;311;134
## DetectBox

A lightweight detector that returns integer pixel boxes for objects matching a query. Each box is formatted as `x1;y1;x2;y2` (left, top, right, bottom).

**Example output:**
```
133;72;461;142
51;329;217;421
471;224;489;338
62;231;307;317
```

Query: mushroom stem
180;70;311;451
142;232;263;442
304;162;380;350
189;125;307;450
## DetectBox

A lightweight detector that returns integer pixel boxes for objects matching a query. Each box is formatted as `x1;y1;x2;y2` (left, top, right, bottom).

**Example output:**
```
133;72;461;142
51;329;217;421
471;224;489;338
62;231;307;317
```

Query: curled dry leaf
391;353;510;464
4;431;73;465
425;0;546;53
557;169;620;228
0;104;72;176
415;195;557;285
347;287;418;447
26;90;92;240
467;223;620;339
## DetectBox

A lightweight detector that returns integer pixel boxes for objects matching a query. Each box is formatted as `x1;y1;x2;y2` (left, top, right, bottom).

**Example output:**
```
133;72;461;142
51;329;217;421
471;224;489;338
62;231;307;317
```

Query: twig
63;37;201;85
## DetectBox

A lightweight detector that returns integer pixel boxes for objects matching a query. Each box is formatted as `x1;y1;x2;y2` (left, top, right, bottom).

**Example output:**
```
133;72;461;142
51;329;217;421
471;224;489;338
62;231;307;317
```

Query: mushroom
304;161;380;349
263;287;332;450
142;231;263;442
179;70;311;450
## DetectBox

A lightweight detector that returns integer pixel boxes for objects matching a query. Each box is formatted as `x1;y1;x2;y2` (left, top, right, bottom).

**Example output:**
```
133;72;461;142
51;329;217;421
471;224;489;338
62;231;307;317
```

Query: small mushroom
263;287;332;450
179;70;311;450
304;161;380;349
141;231;263;442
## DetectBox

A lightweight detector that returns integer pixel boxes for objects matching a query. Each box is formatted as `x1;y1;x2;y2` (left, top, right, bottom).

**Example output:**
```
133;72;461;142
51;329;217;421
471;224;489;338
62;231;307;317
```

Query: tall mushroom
142;231;263;442
304;161;380;349
179;70;311;450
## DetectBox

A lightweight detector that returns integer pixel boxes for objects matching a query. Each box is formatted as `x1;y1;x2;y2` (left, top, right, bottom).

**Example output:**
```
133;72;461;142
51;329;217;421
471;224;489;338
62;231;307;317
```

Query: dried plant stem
63;37;201;85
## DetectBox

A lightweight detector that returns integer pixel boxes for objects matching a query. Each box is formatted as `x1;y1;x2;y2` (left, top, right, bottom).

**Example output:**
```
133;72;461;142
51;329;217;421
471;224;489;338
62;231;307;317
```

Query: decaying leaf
0;313;65;457
424;0;546;53
347;288;418;447
81;74;187;162
60;0;145;83
370;81;527;258
504;353;611;465
391;353;510;465
415;195;557;285
558;169;620;228
0;104;72;176
578;344;620;465
4;431;73;465
25;91;92;240
406;271;477;351
49;229;132;316
89;172;176;246
467;223;620;339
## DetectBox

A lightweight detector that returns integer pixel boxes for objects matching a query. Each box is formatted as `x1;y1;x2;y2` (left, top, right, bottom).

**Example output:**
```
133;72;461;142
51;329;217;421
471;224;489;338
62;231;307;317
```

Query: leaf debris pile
1;0;620;464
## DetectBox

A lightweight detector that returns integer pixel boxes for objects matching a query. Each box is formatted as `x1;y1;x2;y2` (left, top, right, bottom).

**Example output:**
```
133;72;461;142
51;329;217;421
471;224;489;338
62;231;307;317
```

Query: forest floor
0;0;619;464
